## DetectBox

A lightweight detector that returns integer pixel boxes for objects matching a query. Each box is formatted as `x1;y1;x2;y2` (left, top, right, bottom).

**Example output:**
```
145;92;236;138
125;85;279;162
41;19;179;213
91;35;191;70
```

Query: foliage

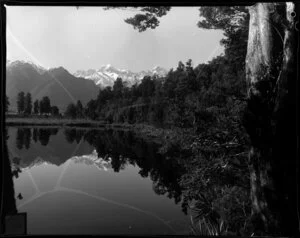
24;92;32;114
64;103;77;119
104;7;172;32
76;100;84;118
33;100;39;114
39;96;51;114
17;91;25;113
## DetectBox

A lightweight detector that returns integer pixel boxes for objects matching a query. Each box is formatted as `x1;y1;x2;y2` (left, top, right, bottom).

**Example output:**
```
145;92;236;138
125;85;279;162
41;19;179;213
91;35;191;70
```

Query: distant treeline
7;92;60;117
63;55;247;132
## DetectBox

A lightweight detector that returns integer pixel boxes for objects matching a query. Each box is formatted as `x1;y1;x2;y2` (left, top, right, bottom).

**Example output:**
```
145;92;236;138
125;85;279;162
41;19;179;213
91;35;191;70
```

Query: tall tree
33;100;39;114
113;77;124;99
17;91;25;114
65;103;77;119
140;76;155;99
242;3;298;235
40;96;51;114
76;100;84;118
24;92;32;115
85;99;97;120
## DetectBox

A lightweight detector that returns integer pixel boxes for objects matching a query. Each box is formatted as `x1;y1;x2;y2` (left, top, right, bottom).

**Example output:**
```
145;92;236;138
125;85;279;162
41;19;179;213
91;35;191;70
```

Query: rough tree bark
244;2;298;235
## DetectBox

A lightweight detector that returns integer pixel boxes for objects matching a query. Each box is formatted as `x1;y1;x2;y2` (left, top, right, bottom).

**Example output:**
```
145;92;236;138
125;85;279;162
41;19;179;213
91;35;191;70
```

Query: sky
6;6;224;73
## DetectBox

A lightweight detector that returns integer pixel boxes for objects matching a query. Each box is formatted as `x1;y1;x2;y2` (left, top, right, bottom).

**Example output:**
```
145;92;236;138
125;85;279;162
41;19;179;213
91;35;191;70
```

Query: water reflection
64;128;85;144
11;128;184;207
16;127;58;148
6;126;190;235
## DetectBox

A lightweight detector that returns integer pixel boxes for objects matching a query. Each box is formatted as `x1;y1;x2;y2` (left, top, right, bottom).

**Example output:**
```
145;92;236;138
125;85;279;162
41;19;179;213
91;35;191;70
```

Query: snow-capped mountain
72;150;112;171
14;150;113;171
74;64;168;88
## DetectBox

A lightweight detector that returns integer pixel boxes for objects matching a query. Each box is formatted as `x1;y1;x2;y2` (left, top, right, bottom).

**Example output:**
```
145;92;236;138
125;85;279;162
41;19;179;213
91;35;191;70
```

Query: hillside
6;61;99;113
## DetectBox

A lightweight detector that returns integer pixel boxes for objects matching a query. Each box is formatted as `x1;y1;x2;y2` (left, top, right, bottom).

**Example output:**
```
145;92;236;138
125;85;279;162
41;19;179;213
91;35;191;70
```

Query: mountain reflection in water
5;127;190;235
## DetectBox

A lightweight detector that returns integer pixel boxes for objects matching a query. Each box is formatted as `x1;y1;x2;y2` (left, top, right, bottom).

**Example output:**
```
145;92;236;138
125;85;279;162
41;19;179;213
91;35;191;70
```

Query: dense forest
69;6;249;131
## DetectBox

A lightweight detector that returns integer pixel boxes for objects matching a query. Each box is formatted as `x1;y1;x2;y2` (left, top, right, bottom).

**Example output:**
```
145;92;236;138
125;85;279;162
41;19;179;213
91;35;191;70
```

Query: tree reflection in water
83;129;186;212
10;126;252;234
14;127;186;213
15;128;58;149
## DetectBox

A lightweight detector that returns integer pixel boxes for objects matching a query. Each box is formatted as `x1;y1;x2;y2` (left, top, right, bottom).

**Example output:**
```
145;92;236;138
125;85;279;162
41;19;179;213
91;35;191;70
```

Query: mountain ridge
6;60;99;112
73;64;168;88
6;60;168;112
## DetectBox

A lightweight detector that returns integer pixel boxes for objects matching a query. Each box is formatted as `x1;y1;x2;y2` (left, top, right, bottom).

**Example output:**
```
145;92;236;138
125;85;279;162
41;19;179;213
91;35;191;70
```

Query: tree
65;103;77;119
24;92;32;115
33;100;39;114
17;91;25;114
39;96;51;114
113;77;124;99
76;100;84;118
104;7;171;32
176;61;185;72
197;6;249;70
139;76;155;99
85;99;97;120
242;3;298;235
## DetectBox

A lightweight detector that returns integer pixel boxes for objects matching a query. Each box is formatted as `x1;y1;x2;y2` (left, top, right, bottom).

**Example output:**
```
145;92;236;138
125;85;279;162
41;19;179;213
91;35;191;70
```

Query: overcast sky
6;6;224;73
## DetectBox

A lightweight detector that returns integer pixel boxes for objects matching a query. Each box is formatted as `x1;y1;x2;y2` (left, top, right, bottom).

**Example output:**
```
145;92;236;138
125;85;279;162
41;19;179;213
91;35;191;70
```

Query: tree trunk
244;2;298;235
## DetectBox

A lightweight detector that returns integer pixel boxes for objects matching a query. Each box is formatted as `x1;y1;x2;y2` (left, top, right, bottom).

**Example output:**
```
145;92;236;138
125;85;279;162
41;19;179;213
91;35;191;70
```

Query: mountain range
74;64;168;88
6;60;168;112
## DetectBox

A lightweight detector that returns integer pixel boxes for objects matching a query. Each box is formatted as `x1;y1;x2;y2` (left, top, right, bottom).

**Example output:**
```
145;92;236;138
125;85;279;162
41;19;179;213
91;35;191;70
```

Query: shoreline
5;117;177;145
5;117;132;129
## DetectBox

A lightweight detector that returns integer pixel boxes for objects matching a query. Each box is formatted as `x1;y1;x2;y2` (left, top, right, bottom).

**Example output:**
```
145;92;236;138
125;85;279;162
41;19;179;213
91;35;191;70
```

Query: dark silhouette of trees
23;128;31;149
85;99;97;120
39;96;51;114
140;76;155;100
65;103;77;119
15;128;32;150
64;128;85;144
104;7;171;32
38;128;58;146
17;91;25;114
24;93;32;115
16;128;25;150
33;100;39;114
32;128;38;142
113;77;124;99
76;100;84;118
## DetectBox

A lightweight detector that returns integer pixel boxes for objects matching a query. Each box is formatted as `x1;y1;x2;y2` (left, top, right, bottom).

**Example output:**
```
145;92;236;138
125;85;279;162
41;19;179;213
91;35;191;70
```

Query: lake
4;126;191;235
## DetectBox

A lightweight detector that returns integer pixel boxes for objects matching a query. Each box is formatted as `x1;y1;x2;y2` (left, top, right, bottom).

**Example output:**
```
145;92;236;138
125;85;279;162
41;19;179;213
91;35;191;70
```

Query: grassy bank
5;117;133;129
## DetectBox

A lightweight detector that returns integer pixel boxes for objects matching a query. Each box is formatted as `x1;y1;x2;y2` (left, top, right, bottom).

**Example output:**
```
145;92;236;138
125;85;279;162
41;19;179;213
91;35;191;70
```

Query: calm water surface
5;126;190;235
